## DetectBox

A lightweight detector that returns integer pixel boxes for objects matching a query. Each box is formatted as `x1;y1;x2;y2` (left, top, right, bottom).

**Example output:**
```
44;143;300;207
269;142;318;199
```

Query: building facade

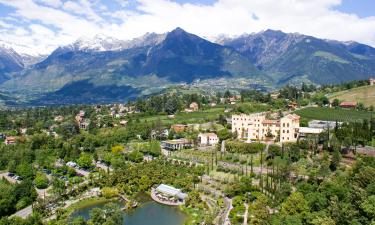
369;78;375;86
4;136;17;145
171;124;188;133
198;133;219;146
161;139;192;150
231;113;300;143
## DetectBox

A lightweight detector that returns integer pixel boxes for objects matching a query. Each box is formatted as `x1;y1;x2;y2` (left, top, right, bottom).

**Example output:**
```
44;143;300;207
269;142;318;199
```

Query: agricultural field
295;107;374;122
136;107;227;125
327;84;375;107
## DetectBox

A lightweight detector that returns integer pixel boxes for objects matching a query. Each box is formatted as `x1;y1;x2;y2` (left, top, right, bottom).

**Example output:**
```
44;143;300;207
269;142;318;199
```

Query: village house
198;133;219;146
270;92;280;100
161;139;192;150
287;102;298;111
185;102;199;112
119;120;128;127
171;124;188;133
20;128;27;135
339;101;357;109
54;116;64;122
369;77;375;86
75;110;90;130
190;102;199;111
232;112;300;143
4;136;17;145
79;121;90;130
151;129;169;139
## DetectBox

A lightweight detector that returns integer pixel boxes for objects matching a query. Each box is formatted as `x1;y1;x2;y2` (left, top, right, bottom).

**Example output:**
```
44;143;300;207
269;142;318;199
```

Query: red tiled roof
340;101;357;107
6;136;17;141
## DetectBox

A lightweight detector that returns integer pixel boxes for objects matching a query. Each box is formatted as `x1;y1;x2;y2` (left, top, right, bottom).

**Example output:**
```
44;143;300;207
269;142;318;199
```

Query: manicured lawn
295;107;374;122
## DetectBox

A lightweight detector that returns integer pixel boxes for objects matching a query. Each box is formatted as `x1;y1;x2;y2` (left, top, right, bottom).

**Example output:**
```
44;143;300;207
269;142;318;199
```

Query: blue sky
335;0;375;18
0;0;374;55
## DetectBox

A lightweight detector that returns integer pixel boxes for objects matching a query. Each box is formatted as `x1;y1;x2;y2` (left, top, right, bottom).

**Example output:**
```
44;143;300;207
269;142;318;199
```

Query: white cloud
37;0;62;8
63;0;102;22
115;0;131;8
0;0;375;55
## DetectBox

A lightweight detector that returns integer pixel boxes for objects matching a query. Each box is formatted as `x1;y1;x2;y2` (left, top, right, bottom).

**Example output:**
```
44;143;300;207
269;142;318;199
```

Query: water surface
70;200;186;225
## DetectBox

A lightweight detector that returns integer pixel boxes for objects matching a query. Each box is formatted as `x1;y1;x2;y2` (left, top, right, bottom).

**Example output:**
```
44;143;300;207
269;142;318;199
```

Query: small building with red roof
339;101;357;109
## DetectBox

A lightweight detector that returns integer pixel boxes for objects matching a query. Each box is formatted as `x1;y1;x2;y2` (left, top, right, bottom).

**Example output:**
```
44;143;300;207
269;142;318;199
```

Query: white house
198;133;219;146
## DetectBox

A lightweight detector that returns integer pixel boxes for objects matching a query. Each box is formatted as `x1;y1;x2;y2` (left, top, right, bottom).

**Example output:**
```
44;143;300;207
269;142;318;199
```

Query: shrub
101;187;119;199
226;141;265;154
34;172;49;189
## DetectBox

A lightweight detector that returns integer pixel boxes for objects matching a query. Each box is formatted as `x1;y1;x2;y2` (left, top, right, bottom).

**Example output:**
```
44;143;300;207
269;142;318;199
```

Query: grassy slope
328;85;375;107
295;107;374;122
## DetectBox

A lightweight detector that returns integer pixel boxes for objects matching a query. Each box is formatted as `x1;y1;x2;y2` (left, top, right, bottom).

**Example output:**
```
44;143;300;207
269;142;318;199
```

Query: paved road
95;162;113;172
243;203;249;225
55;161;90;177
0;172;20;184
218;161;271;174
223;197;233;225
12;205;32;219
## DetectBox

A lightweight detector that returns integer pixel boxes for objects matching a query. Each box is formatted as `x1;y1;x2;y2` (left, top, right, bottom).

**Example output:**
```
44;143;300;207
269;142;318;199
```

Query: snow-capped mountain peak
68;34;126;52
64;32;167;52
0;40;47;67
123;32;167;49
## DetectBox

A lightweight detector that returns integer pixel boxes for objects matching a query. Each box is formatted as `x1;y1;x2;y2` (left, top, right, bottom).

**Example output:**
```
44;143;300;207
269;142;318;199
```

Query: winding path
243;203;249;225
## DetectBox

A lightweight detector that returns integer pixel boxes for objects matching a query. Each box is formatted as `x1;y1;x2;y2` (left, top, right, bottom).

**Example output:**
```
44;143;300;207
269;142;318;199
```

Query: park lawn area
327;85;375;107
209;171;237;183
295;107;374;122
181;206;207;225
139;107;226;125
171;149;212;163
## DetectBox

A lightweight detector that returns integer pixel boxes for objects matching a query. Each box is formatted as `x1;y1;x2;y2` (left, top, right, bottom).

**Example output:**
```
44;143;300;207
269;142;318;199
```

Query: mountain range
0;28;374;105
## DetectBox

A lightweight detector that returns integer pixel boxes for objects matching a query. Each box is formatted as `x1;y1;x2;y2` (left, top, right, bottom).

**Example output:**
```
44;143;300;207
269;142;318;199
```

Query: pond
70;199;187;225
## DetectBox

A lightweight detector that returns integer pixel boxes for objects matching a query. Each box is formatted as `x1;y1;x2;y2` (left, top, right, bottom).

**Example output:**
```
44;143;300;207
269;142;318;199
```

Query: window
287;123;290;127
287;130;289;133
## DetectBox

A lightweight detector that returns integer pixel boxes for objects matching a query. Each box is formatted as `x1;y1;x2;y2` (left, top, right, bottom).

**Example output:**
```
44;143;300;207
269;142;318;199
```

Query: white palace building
231;112;301;143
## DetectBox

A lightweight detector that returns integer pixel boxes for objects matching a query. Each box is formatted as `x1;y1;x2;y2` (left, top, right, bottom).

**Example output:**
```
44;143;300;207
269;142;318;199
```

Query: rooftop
162;138;190;144
199;132;217;137
299;127;324;134
156;184;187;200
340;101;357;106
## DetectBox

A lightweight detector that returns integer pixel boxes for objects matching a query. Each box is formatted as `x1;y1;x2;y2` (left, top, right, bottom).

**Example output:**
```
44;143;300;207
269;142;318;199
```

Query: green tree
34;172;49;189
71;216;88;225
361;195;375;218
77;153;93;169
250;194;270;225
88;203;123;225
51;177;66;197
281;192;309;219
